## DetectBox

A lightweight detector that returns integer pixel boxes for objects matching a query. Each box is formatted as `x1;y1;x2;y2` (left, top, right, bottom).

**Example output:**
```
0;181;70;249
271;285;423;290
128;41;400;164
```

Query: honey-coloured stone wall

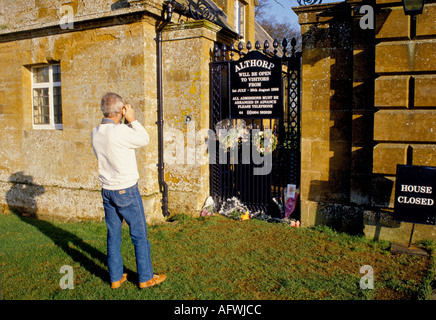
0;0;226;223
0;10;163;222
294;0;436;242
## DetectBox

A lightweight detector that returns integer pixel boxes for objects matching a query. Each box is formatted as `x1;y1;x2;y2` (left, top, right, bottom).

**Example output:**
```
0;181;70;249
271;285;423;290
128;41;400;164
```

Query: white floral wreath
252;130;278;155
215;119;249;152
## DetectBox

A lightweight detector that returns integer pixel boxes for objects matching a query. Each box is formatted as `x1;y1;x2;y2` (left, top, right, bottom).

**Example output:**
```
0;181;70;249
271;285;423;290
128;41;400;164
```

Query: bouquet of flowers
200;196;216;217
289;220;300;228
218;197;252;221
252;130;278;155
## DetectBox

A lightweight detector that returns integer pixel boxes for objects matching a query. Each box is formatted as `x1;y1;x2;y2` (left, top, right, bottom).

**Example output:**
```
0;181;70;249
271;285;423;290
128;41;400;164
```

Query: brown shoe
111;273;128;289
139;274;166;289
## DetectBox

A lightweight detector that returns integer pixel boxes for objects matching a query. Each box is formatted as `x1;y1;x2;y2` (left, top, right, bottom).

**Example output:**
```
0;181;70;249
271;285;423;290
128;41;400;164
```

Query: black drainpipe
156;2;173;217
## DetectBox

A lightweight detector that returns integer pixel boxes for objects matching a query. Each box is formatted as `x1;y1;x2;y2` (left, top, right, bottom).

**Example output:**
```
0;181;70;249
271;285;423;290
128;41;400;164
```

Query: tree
255;0;302;51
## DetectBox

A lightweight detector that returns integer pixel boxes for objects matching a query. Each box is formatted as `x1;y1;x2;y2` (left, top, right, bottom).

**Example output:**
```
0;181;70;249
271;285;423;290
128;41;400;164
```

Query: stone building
0;0;263;223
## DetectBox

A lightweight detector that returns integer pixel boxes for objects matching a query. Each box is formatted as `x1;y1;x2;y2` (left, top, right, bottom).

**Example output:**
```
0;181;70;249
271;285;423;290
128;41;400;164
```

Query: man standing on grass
91;92;166;289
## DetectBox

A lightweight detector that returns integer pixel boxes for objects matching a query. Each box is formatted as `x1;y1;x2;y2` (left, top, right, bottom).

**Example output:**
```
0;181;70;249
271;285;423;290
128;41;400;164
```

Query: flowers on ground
290;220;300;228
240;211;250;221
201;196;300;227
218;197;255;221
200;196;215;217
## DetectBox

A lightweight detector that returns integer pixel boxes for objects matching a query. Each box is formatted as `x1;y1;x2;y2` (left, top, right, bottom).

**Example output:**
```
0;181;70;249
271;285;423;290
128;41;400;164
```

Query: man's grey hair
101;92;123;118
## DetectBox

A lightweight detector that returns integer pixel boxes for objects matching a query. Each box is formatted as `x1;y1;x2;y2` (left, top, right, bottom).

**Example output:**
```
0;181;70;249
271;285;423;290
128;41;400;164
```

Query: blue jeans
102;184;154;283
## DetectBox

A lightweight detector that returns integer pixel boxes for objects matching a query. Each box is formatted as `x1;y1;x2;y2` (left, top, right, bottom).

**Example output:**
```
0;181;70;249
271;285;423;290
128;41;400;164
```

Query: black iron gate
209;38;301;218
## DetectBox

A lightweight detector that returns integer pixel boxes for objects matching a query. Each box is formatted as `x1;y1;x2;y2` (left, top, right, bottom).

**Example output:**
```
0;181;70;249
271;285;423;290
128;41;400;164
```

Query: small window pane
52;65;61;82
53;86;62;124
240;4;245;37
31;64;63;128
33;66;49;83
234;2;240;34
234;1;245;36
33;88;50;124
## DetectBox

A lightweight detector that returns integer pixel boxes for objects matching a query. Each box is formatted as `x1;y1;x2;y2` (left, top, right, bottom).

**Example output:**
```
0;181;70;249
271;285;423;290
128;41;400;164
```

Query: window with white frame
31;64;62;129
234;0;245;39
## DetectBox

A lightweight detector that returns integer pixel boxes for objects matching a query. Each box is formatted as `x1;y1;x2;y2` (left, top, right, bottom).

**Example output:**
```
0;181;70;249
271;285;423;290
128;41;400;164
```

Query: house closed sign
394;164;436;225
229;50;283;119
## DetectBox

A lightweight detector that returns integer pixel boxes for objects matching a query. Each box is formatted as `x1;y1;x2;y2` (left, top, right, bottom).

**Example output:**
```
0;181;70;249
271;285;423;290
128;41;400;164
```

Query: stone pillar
294;2;356;231
161;20;222;216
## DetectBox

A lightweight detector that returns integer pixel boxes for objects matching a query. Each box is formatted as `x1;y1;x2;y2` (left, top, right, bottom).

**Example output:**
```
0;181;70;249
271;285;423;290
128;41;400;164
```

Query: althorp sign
230;51;283;119
394;165;436;225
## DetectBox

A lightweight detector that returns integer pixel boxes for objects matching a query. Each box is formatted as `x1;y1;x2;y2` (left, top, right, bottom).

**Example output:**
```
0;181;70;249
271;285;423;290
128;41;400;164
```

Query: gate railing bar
213;38;300;62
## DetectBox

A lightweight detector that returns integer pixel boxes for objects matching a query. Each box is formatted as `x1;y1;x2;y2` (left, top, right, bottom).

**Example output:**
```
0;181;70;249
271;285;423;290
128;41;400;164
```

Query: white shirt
91;119;149;190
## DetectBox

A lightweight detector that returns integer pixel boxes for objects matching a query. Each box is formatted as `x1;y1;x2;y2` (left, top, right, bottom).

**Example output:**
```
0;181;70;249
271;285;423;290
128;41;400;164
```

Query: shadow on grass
5;171;136;285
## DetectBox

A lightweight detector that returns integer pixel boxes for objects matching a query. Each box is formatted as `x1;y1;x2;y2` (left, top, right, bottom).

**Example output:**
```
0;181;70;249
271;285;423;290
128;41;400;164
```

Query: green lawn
0;212;434;300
